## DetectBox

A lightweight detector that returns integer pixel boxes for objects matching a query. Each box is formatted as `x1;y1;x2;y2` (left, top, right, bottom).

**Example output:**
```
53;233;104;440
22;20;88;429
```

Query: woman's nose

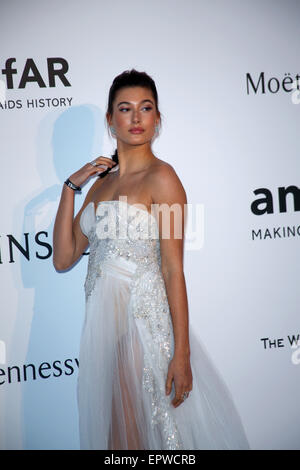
132;110;140;122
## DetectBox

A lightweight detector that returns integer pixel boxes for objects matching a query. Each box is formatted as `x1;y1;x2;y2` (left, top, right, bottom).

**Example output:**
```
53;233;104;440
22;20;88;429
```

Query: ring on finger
90;159;99;167
181;391;189;401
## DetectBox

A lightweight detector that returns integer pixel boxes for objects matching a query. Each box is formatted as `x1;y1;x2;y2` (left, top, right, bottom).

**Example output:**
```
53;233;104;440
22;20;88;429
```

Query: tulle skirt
77;257;250;450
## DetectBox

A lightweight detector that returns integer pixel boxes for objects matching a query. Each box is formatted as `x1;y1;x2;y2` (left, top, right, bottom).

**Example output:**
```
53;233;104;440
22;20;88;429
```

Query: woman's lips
129;129;144;134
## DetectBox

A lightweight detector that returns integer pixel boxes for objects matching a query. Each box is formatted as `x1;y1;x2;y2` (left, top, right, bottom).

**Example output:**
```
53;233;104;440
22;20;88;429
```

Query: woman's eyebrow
117;99;154;106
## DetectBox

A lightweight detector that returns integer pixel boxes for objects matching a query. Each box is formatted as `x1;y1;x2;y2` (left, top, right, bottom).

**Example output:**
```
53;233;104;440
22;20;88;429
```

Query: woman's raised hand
68;156;117;188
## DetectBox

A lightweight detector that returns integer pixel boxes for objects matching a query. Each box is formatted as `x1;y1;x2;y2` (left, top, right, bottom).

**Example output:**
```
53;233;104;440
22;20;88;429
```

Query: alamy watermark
94;196;204;250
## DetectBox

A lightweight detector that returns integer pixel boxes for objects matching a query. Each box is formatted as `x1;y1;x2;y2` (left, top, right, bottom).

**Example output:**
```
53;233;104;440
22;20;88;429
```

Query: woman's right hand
68;156;117;187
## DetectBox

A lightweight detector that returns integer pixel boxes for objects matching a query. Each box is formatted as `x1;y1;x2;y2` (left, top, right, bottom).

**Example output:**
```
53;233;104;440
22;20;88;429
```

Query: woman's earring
155;124;159;134
110;126;116;135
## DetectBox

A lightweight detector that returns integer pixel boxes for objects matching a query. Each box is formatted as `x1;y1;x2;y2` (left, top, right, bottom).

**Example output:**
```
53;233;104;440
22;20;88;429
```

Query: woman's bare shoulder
149;158;177;179
152;156;173;169
150;158;181;183
148;158;186;204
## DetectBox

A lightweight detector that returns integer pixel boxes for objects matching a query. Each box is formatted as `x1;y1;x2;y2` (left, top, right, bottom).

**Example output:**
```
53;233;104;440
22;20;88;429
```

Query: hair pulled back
99;68;162;178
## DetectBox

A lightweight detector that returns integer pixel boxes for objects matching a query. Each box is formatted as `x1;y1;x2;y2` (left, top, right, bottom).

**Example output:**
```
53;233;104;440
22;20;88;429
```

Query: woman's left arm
151;163;193;408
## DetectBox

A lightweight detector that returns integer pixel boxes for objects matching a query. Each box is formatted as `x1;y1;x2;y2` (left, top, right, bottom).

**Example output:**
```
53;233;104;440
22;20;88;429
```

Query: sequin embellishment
80;200;184;449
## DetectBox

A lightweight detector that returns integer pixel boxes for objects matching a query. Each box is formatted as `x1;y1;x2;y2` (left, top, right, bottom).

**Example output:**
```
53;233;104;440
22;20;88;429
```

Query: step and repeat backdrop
0;0;299;450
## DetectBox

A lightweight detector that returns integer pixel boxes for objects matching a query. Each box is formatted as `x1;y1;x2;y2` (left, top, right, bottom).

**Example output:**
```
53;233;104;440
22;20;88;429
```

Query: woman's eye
119;107;152;112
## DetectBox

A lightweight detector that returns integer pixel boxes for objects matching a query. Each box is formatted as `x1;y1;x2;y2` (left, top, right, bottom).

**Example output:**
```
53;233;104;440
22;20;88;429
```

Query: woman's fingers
89;156;116;174
91;156;116;165
172;389;184;408
69;156;116;187
165;370;173;396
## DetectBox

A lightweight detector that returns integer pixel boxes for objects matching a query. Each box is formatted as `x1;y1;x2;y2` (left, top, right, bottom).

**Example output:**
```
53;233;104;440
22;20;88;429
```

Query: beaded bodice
80;200;162;299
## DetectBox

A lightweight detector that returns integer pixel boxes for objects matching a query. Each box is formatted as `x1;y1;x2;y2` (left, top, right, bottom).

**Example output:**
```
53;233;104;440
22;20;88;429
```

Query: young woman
53;69;250;450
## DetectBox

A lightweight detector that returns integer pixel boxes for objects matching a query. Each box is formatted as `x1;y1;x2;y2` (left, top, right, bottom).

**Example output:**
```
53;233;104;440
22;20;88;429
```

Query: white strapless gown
77;200;250;450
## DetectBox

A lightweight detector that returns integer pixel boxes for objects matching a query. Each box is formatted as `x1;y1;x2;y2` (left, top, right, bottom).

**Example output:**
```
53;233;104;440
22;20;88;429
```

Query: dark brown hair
99;68;162;178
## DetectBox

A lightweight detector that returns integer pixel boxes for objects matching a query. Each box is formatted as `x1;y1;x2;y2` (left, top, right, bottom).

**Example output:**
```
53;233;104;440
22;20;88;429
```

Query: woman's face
108;86;160;146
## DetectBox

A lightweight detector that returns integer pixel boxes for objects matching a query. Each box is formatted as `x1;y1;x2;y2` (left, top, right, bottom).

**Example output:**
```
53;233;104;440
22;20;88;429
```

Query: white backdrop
0;0;299;450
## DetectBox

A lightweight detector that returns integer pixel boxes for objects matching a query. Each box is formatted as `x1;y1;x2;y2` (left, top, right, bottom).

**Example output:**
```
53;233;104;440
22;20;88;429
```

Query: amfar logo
251;185;300;241
0;57;73;109
1;57;71;88
251;185;300;215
